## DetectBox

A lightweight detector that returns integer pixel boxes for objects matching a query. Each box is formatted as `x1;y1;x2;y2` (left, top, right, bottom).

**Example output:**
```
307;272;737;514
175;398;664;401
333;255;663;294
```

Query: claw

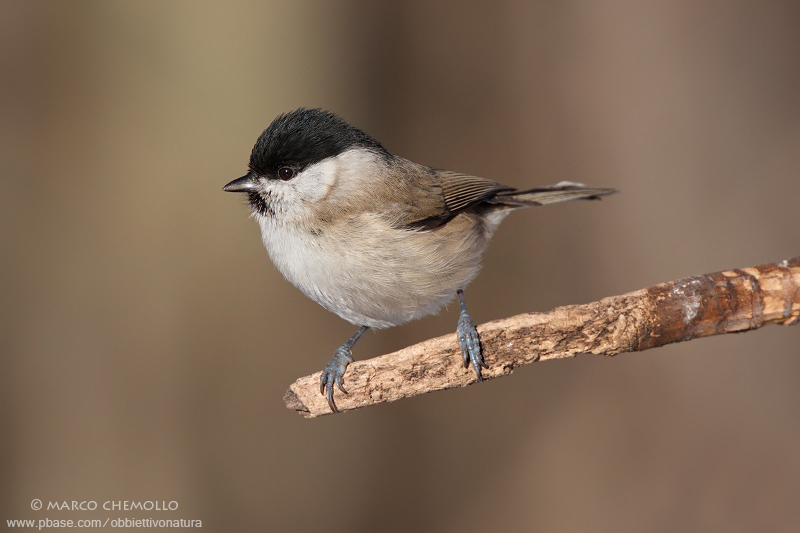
319;326;368;413
326;384;338;413
335;374;348;395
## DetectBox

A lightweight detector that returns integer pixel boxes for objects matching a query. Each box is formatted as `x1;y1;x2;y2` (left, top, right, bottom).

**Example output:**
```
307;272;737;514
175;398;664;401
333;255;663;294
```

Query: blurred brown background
2;1;799;531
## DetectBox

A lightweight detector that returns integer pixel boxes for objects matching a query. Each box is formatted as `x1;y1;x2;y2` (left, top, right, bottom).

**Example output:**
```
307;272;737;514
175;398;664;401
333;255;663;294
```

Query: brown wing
439;171;514;211
401;170;513;230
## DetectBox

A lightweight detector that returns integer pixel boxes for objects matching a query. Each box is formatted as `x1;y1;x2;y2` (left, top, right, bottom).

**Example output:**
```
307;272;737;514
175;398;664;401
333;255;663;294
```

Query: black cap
247;108;390;179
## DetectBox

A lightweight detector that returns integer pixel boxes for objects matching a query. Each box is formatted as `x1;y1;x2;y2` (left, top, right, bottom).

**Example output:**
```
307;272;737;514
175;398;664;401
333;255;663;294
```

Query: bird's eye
277;167;295;180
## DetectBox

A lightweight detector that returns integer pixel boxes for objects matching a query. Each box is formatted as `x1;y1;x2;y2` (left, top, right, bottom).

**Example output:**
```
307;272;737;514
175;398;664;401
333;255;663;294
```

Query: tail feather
489;181;618;207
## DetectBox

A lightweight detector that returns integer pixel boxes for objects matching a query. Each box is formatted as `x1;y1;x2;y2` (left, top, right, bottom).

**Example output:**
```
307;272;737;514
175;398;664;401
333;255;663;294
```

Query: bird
224;108;616;412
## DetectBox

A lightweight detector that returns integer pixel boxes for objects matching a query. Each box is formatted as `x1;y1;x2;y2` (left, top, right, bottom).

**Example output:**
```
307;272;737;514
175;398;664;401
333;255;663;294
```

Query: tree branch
284;256;800;418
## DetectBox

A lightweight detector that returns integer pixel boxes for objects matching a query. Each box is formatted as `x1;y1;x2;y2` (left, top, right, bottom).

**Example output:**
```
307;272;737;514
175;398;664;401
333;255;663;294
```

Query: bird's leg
320;325;369;412
457;289;487;381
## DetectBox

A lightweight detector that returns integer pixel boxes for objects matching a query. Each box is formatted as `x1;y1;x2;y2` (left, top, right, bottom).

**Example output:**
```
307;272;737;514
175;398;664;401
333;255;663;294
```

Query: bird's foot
319;346;353;413
457;306;487;381
319;326;368;413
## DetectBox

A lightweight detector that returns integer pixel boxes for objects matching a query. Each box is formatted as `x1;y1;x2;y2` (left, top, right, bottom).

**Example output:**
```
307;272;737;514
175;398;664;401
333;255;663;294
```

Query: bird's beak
223;173;258;193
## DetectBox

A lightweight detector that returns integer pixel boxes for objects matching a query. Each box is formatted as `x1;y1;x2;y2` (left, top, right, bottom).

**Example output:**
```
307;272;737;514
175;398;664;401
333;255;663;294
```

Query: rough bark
284;257;800;418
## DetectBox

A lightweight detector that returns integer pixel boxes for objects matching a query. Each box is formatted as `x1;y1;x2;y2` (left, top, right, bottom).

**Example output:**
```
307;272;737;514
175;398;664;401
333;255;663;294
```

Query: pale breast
258;211;492;328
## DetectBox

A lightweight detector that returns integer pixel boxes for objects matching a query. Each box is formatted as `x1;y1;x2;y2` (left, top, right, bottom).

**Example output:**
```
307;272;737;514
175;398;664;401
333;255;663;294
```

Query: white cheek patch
255;148;386;224
291;148;386;204
292;159;339;203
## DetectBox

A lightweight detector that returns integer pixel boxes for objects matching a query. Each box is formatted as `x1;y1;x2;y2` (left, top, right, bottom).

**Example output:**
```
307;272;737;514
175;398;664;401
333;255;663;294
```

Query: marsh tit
224;108;616;412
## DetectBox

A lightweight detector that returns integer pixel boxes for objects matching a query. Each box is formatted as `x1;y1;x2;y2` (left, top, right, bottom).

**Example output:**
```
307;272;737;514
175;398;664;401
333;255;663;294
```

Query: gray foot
457;290;487;381
319;326;368;412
